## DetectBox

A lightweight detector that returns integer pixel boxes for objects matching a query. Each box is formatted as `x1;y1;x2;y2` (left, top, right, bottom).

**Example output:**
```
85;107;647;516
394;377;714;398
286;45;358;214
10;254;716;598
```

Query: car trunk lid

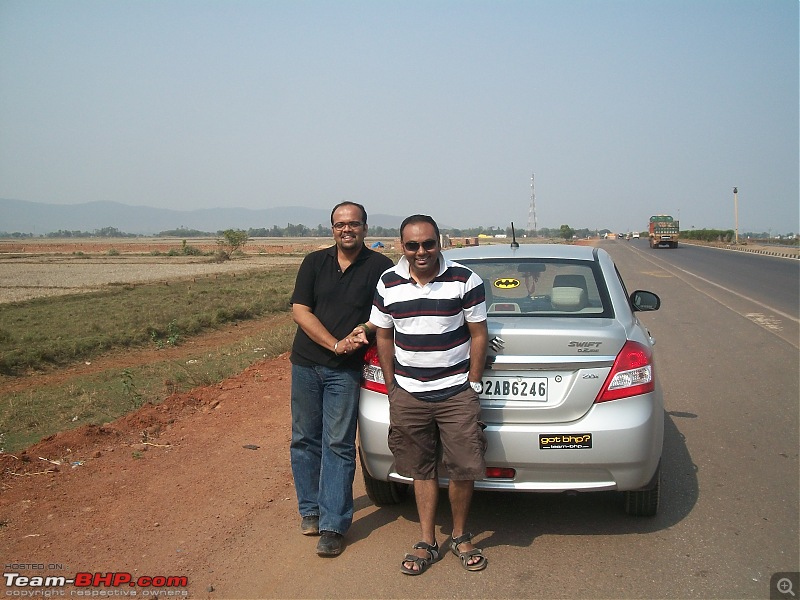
480;317;626;424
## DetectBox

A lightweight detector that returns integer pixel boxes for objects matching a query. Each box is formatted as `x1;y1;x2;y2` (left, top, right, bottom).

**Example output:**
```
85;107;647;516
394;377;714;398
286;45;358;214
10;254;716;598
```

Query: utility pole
733;187;739;244
527;174;537;237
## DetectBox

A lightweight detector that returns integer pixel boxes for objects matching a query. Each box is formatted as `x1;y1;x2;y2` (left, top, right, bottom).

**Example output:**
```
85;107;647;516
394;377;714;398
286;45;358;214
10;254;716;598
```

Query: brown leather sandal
400;541;440;575
451;532;487;571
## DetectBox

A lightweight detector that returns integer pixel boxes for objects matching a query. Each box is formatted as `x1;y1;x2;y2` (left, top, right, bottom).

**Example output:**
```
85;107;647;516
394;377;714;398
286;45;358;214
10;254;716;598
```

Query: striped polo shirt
369;254;487;401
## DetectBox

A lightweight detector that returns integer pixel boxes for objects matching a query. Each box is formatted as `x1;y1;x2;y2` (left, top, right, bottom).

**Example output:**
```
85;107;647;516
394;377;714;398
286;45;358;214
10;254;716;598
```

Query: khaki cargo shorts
387;383;487;481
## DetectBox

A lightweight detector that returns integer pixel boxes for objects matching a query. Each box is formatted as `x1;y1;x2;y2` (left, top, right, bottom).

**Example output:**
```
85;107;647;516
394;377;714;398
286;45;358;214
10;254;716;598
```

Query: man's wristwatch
469;381;483;393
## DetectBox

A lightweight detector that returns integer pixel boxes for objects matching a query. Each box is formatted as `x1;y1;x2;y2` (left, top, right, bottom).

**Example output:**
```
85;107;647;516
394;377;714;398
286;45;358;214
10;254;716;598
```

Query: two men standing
289;207;488;573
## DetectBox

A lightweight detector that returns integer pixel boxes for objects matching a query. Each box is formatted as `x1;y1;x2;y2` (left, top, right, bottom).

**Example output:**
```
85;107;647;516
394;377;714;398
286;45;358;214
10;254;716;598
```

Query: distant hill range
0;198;406;235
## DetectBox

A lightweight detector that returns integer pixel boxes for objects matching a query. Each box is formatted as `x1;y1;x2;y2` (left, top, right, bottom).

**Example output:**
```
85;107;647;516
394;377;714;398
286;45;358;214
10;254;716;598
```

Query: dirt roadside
1;239;409;599
0;315;318;598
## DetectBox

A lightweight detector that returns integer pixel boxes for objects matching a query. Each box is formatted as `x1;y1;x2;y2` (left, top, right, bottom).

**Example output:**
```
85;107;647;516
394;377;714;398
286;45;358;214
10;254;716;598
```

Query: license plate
481;376;548;401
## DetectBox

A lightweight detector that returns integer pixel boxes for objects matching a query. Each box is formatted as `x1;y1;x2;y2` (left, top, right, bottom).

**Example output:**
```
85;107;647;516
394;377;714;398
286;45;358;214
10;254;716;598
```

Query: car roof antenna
510;222;520;248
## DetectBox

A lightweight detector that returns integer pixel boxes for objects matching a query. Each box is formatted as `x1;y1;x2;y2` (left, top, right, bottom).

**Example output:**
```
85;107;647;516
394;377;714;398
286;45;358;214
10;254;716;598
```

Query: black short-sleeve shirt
290;244;393;369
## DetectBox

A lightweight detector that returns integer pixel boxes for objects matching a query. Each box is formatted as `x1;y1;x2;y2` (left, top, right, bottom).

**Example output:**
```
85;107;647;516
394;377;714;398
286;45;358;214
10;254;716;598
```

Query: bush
681;228;735;243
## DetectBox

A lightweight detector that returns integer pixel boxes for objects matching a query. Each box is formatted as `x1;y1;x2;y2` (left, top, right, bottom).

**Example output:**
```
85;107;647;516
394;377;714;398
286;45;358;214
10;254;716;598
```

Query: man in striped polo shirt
369;214;489;575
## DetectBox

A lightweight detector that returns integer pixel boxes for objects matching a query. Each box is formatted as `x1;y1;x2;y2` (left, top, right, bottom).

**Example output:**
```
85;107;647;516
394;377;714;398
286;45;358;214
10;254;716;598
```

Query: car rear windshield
460;258;613;318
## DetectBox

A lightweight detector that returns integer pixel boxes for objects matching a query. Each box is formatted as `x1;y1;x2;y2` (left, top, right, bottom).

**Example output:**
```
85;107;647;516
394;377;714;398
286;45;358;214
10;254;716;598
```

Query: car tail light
595;340;654;403
486;467;516;479
361;345;387;394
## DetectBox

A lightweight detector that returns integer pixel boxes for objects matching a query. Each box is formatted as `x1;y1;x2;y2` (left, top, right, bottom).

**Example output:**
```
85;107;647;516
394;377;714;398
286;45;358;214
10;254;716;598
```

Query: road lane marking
746;313;782;332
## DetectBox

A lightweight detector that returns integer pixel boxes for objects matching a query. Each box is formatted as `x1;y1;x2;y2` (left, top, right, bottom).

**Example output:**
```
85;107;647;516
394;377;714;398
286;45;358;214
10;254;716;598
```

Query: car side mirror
630;290;661;312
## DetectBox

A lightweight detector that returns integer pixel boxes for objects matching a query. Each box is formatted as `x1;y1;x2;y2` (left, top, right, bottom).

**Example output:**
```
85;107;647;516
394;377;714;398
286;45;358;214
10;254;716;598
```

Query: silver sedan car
358;243;664;516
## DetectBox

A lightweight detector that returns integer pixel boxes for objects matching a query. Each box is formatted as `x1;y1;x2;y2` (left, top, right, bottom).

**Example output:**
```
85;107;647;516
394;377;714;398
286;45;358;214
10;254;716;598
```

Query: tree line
0;224;795;245
0;224;572;239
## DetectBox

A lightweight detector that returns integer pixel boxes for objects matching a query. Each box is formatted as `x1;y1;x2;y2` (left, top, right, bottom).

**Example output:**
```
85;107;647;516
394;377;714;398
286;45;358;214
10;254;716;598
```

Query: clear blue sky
1;0;797;233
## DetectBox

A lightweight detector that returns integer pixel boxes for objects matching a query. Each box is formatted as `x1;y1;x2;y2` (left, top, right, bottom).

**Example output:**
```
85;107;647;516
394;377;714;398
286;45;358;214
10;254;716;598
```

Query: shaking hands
333;322;372;355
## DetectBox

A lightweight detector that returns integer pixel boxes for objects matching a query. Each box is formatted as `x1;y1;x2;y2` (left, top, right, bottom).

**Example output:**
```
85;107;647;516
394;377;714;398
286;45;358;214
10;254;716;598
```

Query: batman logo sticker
494;278;521;289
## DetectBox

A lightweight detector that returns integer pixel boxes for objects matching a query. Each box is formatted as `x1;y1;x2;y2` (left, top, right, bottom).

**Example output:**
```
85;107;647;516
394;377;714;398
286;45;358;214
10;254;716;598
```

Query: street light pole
733;187;739;244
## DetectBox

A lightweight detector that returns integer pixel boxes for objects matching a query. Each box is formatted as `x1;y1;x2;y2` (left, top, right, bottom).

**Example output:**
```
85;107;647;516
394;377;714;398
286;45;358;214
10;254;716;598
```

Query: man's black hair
330;201;367;225
400;214;440;241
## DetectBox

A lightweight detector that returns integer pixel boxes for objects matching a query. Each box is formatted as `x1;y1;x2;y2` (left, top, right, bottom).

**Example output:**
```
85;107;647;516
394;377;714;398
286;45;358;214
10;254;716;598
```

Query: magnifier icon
777;577;796;597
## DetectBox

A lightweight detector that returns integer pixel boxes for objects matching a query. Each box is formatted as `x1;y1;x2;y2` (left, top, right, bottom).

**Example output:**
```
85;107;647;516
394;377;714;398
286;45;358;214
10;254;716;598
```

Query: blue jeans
290;363;360;535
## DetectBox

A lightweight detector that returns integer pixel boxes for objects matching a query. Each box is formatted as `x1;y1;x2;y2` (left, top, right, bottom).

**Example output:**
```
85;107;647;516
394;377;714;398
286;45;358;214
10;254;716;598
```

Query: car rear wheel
358;449;410;506
623;464;661;516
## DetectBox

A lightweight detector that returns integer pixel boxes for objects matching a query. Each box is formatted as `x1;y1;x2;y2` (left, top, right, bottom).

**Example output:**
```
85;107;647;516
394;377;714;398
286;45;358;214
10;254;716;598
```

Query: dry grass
0;236;400;304
0;255;305;303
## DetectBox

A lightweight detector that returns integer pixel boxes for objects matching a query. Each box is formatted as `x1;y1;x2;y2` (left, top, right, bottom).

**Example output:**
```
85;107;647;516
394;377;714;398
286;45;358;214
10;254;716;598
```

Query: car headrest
550;286;587;312
552;274;588;293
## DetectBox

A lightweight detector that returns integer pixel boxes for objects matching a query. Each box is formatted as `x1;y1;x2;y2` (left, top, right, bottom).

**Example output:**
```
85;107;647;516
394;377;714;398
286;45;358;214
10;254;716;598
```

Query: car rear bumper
358;389;664;493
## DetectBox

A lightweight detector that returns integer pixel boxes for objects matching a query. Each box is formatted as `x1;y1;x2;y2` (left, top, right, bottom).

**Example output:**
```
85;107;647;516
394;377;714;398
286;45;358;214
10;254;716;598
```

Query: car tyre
358;449;409;506
623;464;660;516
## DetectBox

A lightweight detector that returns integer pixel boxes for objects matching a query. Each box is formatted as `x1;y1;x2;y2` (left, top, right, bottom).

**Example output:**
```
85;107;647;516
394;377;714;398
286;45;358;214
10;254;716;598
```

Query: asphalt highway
620;239;799;349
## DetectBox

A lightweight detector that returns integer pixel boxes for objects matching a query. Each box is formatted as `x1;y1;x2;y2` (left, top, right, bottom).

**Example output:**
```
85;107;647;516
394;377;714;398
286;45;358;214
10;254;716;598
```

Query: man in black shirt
289;201;393;557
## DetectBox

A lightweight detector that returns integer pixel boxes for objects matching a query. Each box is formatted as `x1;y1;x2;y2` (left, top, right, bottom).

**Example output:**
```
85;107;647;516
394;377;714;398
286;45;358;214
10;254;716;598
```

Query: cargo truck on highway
649;215;680;248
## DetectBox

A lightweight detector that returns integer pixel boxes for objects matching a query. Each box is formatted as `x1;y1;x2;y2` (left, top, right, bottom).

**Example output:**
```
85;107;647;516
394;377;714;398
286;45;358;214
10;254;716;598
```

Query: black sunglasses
403;239;437;252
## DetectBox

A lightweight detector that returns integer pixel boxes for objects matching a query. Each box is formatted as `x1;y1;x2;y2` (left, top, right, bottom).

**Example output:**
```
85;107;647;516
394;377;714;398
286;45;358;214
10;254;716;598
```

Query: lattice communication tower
526;173;537;237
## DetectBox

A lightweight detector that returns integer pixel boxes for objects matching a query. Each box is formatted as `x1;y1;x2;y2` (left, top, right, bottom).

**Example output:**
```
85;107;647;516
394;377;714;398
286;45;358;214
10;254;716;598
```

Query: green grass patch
0;266;296;375
0;320;296;452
